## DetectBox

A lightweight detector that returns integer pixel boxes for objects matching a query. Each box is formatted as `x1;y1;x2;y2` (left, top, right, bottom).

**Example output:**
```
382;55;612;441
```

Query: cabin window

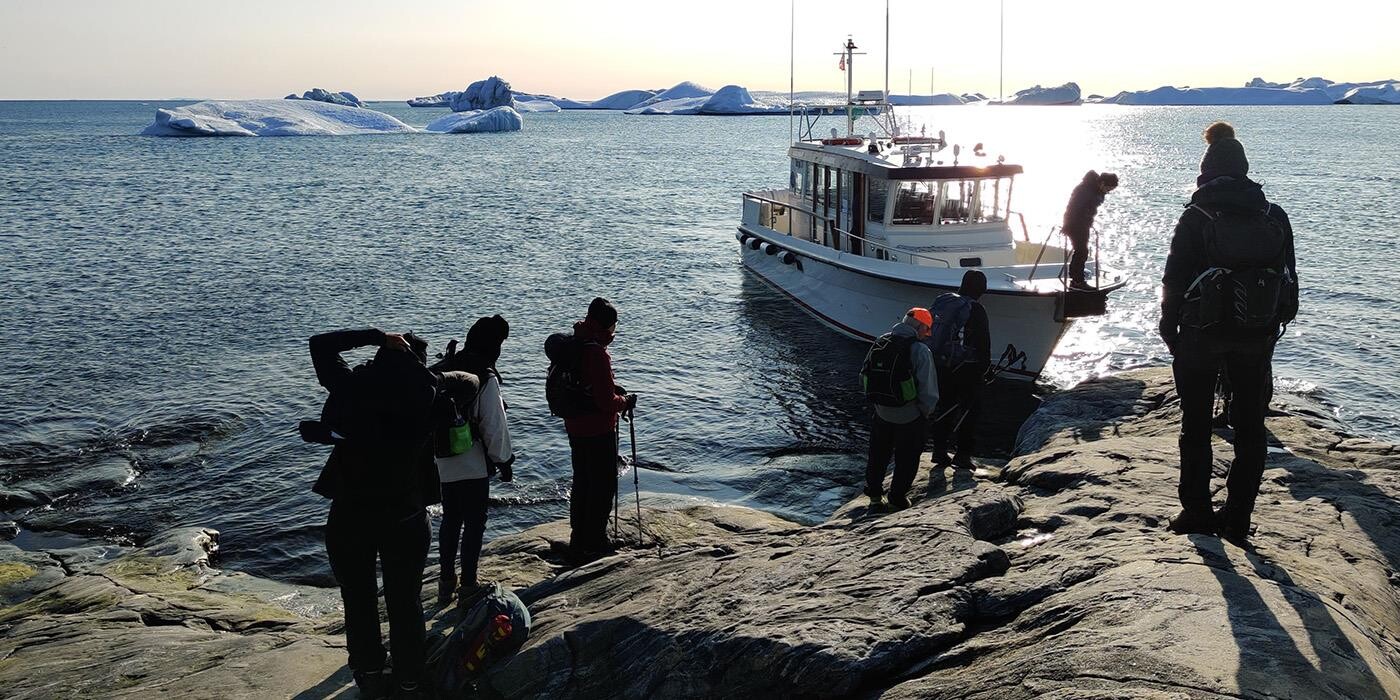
892;181;937;226
973;178;1012;222
941;181;974;224
867;180;888;223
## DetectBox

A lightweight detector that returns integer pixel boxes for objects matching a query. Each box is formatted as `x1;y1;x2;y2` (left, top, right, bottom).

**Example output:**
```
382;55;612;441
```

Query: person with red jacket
564;297;636;558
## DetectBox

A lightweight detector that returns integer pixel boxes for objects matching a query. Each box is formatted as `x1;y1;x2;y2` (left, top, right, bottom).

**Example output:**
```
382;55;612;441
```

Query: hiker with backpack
430;315;515;607
305;328;478;699
546;297;636;559
1160;121;1298;546
927;270;993;471
1061;170;1119;289
860;308;939;510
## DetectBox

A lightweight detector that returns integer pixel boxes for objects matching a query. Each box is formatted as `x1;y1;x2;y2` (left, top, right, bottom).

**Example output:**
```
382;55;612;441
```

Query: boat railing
742;192;954;268
832;228;953;268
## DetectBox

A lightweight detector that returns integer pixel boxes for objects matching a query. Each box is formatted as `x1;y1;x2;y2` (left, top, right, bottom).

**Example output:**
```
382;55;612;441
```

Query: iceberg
627;81;715;110
141;100;416;137
1099;85;1334;105
888;93;965;106
423;106;523;133
407;92;453;107
998;82;1082;105
448;76;514;112
285;88;365;108
624;85;785;115
1337;82;1400;104
568;89;657;110
511;93;563;112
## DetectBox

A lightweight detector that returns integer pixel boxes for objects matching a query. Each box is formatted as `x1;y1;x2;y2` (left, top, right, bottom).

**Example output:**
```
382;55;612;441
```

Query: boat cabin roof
790;140;1023;181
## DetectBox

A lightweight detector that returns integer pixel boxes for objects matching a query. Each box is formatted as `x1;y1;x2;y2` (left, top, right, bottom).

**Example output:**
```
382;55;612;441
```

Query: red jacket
563;318;630;437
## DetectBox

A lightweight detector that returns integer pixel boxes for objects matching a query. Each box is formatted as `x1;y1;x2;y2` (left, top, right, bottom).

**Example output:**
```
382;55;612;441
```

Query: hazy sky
2;0;1397;100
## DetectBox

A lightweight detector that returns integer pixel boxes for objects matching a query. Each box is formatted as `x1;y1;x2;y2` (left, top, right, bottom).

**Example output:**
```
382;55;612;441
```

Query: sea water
1;101;1396;584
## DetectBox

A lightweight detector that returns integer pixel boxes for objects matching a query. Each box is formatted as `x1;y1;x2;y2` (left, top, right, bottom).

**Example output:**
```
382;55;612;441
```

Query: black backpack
927;293;974;366
430;583;531;696
860;333;917;406
544;332;597;418
1185;203;1298;334
432;373;481;458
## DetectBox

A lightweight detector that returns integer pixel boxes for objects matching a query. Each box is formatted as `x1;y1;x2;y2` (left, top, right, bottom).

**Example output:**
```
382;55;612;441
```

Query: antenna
789;0;794;144
884;0;890;105
999;0;1005;102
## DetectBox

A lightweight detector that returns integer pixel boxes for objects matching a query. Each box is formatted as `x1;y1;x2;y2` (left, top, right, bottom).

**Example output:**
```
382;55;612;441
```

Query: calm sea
1;100;1396;584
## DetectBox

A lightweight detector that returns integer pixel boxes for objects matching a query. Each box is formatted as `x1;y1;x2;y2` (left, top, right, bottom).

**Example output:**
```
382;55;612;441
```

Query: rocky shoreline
3;367;1399;698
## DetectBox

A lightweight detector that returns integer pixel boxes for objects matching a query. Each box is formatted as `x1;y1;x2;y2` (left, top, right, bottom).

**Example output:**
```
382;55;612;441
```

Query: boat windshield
889;177;1013;227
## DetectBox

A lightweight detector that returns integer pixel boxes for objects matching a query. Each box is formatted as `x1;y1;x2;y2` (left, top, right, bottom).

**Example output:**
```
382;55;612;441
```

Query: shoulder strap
1188;203;1217;220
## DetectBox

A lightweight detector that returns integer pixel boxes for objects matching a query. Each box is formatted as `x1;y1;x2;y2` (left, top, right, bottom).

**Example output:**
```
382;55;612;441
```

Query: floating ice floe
285;88;365;108
424;106;523;133
141;100;416;137
997;82;1082;105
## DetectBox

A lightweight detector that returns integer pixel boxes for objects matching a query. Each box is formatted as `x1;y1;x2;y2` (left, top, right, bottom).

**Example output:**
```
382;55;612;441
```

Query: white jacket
436;373;512;483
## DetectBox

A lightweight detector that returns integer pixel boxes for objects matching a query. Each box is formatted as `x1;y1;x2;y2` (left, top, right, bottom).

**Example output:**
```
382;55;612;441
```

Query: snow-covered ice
998;83;1082;105
512;94;563;112
407;92;452;107
625;85;784;115
1100;85;1334;105
448;76;515;112
627;81;715;110
285;88;365;108
1338;82;1400;104
566;89;657;110
423;106;523;133
141;100;415;137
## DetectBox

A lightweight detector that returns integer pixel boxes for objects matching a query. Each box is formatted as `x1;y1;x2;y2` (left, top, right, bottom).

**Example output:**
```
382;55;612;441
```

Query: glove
297;420;337;445
625;393;638;411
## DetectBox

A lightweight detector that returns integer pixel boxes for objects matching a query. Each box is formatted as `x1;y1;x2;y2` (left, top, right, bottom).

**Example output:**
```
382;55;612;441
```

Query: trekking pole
629;407;642;546
612;429;620;542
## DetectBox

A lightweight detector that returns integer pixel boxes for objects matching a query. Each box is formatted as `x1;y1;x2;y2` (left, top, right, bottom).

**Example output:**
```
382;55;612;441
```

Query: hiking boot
1068;279;1095;291
352;668;393;700
888;493;911;511
1216;506;1252;548
436;570;457;606
1167;508;1217;536
951;453;975;470
931;451;953;468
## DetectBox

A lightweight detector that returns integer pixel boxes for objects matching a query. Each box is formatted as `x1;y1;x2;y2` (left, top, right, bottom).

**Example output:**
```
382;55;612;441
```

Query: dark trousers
866;416;927;499
932;363;982;458
326;502;430;681
1066;228;1090;284
568;432;618;551
439;477;490;588
1172;330;1274;524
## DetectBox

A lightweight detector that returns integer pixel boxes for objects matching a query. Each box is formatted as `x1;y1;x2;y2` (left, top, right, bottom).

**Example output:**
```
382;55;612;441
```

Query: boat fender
747;237;763;250
735;231;746;243
779;251;797;265
761;242;779;256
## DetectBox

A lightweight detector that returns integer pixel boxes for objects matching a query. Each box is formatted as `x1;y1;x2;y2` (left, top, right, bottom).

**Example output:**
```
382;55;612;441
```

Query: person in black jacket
1160;122;1297;546
308;328;475;699
1061;170;1119;288
929;270;992;470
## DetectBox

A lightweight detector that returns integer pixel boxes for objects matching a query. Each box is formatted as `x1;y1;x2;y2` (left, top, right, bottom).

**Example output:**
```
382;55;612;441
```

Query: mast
999;0;1005;102
789;0;795;144
843;37;856;136
884;0;890;105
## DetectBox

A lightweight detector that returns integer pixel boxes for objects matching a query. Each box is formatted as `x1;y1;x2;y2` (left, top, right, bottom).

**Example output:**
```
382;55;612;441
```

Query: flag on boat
838;56;846;71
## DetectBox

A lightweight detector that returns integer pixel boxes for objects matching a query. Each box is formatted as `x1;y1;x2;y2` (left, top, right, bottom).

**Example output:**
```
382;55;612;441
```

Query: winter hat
959;270;988;299
465;315;509;366
1199;121;1249;183
587;297;618;328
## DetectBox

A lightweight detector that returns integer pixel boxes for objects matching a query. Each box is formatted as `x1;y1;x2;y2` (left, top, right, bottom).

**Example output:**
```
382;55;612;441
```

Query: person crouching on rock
1160;121;1298;546
430;315;515;607
307;328;476;699
860;308;939;511
564;298;636;558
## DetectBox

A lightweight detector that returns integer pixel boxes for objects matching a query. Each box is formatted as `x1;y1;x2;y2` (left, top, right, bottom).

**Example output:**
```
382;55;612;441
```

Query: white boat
737;38;1124;381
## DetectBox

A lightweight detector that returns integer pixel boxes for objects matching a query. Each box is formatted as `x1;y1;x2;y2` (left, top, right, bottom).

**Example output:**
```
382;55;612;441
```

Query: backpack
860;333;917;406
433;378;481;458
1185;203;1298;334
544;333;597;418
430;583;532;696
927;293;974;365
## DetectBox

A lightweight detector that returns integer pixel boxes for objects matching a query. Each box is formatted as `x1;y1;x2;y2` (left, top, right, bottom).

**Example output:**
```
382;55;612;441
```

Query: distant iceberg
567;89;658;110
627;82;715;110
997;83;1082;106
512;94;564;112
407;92;452;107
1100;85;1334;105
141;100;416;137
1337;82;1400;104
448;76;515;112
625;85;785;115
285;88;365;108
424;106;523;133
888;93;966;106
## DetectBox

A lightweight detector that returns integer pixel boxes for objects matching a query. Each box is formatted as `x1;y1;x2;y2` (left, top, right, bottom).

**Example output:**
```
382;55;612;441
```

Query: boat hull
738;228;1070;381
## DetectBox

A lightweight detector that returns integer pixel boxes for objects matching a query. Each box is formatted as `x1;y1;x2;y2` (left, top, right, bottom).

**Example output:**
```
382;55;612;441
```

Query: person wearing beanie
563;297;635;558
1061;170;1120;288
1160;121;1298;546
926;270;993;471
430;314;515;606
863;308;939;511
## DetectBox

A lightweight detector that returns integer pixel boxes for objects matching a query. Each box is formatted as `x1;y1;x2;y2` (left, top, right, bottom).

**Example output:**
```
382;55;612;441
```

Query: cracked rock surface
3;367;1399;698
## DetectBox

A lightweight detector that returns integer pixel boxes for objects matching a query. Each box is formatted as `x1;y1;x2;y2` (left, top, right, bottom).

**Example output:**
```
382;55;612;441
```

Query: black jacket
1159;177;1297;344
1062;172;1105;236
964;301;992;368
309;329;474;518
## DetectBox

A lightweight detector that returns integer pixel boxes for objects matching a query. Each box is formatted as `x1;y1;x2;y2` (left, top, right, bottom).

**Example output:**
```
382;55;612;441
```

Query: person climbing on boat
927;270;992;471
430;315;515;607
860;308;939;511
1160;121;1298;546
1062;170;1119;289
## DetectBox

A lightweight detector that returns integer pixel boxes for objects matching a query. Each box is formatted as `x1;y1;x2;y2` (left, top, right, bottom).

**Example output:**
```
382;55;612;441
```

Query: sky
1;0;1397;100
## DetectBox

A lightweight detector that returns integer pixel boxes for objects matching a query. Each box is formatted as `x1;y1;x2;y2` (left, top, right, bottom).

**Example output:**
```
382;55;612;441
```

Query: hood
573;318;615;346
1190;176;1268;212
1080;170;1099;185
890;321;919;339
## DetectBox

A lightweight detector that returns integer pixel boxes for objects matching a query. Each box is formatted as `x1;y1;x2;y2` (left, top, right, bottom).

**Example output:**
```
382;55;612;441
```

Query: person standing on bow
1061;170;1119;289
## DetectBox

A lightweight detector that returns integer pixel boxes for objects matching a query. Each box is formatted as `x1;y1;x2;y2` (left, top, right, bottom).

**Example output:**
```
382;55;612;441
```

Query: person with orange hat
859;308;939;511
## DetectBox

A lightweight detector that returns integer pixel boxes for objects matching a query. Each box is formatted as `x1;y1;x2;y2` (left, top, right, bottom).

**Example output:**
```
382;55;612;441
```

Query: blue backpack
431;583;532;696
927;293;973;366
